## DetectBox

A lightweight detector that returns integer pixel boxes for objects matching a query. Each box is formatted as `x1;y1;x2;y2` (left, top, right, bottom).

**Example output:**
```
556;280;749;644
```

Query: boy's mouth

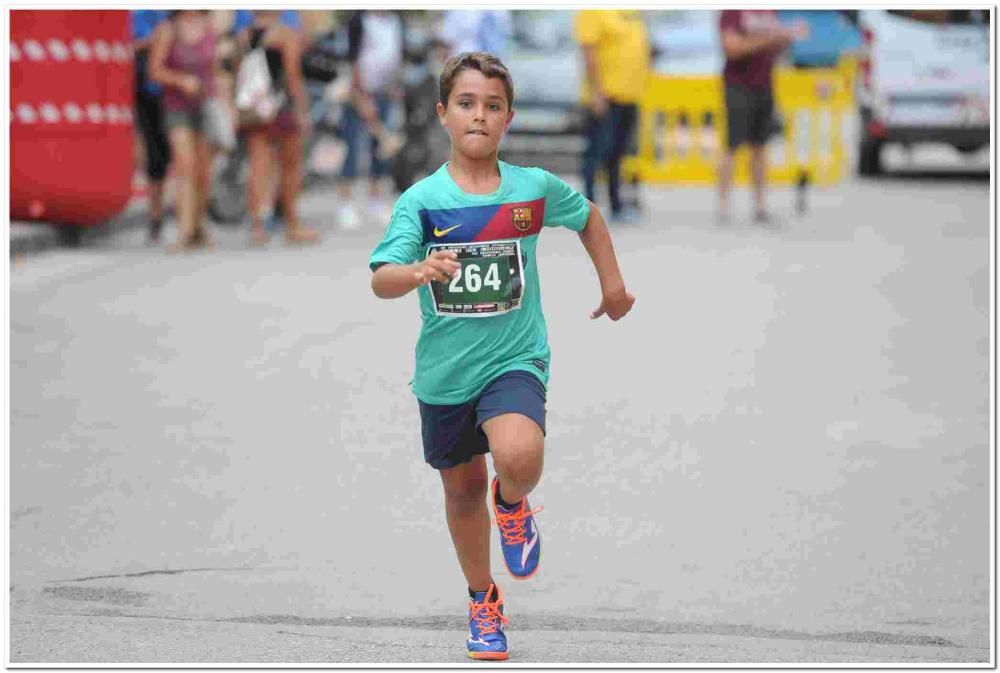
466;129;488;136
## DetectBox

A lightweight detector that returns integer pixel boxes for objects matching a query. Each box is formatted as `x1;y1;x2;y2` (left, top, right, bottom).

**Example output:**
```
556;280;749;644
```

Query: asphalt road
9;159;992;664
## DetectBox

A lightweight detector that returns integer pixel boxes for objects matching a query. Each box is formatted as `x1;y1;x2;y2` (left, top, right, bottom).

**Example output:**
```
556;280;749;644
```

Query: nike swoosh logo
521;519;538;568
433;224;462;237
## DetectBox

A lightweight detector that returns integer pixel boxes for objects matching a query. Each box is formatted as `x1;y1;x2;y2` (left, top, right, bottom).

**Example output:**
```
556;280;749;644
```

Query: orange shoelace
494;502;544;545
469;588;509;636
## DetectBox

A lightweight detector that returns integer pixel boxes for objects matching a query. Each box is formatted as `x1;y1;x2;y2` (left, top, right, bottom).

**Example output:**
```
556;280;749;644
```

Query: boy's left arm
578;200;635;321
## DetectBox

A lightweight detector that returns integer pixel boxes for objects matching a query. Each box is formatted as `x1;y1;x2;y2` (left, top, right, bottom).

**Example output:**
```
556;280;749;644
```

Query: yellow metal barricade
622;58;856;187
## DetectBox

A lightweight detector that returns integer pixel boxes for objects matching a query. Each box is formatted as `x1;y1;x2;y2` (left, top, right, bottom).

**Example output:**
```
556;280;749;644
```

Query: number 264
448;262;502;293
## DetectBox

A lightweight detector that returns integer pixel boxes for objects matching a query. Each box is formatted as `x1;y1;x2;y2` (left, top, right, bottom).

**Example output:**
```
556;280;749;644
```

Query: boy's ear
436;102;447;127
504;107;515;133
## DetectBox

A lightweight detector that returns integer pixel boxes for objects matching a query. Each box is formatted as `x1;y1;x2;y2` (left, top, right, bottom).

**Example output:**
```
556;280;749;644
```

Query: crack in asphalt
43;586;151;606
29;576;971;651
21;609;983;656
47;567;253;584
226;614;962;648
275;630;452;650
11;506;42;522
24;604;971;650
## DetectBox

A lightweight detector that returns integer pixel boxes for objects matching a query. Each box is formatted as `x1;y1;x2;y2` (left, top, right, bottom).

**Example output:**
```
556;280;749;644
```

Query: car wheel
208;152;249;225
955;143;985;155
858;135;884;176
56;226;83;247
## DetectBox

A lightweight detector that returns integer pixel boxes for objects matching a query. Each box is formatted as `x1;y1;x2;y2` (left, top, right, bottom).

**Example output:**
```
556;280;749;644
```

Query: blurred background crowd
10;8;992;248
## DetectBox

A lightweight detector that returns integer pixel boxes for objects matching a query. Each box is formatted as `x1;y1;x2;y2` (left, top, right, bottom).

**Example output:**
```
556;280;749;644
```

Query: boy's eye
459;101;472;108
488;104;500;111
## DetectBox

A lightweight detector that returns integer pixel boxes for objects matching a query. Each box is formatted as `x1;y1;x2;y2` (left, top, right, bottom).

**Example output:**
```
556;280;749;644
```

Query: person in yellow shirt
574;10;650;223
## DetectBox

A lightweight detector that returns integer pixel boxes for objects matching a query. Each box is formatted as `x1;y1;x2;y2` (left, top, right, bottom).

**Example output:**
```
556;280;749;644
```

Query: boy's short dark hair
439;52;515;110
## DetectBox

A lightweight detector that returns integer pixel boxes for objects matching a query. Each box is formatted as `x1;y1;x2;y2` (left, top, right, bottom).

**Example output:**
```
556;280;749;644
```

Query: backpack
234;39;285;126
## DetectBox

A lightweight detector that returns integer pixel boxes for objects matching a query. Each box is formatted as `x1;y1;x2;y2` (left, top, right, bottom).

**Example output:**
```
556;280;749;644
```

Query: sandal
251;226;270;246
284;225;320;245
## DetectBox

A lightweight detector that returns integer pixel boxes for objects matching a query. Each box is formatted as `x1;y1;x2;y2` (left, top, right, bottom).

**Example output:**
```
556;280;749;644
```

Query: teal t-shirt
369;161;591;405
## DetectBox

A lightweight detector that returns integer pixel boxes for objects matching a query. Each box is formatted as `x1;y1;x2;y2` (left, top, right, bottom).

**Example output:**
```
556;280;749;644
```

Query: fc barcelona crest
512;207;533;232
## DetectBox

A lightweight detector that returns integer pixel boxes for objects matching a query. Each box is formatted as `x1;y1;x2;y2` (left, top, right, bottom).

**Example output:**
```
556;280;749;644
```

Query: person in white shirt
336;10;404;230
438;10;512;60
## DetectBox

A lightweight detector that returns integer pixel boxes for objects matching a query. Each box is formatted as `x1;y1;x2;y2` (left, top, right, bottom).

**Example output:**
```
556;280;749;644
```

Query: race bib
426;239;525;317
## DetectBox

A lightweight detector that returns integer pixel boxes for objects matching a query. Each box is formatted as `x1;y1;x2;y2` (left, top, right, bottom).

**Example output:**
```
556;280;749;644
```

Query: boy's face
437;69;515;161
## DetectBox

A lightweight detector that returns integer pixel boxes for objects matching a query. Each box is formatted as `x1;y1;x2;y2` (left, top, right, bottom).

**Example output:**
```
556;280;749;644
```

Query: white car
504;9;723;135
855;9;990;175
503;10;581;136
647;10;722;76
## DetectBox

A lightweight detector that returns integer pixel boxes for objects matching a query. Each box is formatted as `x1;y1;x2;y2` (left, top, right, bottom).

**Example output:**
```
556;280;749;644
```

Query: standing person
336;9;404;230
717;10;807;225
231;9;306;235
131;9;171;242
438;10;513;60
574;10;650;224
149;10;219;251
238;10;320;245
368;52;635;660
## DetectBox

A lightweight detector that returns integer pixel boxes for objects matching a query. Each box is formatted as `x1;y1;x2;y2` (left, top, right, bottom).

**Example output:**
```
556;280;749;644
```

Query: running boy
369;52;635;661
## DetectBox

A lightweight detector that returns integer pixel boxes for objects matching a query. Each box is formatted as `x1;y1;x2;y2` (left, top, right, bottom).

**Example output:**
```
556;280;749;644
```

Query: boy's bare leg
439;454;493;591
481;413;544;505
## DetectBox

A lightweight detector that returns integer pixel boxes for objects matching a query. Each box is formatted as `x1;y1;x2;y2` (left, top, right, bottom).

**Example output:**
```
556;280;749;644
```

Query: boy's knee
492;440;544;485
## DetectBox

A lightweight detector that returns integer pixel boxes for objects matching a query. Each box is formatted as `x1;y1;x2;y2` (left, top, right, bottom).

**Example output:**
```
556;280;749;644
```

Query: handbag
235;45;285;126
202;97;236;151
301;42;340;83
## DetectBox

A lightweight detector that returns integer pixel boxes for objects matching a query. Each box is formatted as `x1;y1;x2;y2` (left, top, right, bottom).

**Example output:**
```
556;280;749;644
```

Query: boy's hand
590;286;635;321
415;250;461;285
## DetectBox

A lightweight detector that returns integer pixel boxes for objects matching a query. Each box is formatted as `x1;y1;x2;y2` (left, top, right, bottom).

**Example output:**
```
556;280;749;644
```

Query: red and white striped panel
10;10;135;227
12;102;134;125
10;15;134;131
10;38;132;64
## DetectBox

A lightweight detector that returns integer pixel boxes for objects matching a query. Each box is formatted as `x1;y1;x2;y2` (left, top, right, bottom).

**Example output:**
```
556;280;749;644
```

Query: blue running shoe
491;476;543;579
467;583;509;661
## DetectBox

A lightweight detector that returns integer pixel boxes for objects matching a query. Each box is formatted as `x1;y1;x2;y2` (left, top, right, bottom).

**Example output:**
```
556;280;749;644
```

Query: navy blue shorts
418;370;547;470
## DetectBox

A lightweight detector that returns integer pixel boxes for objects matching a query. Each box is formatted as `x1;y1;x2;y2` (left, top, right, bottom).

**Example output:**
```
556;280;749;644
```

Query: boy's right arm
371;251;461;299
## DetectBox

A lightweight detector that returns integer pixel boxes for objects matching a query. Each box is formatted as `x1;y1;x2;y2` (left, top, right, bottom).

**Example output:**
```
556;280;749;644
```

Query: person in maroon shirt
149;10;219;251
718;10;807;225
